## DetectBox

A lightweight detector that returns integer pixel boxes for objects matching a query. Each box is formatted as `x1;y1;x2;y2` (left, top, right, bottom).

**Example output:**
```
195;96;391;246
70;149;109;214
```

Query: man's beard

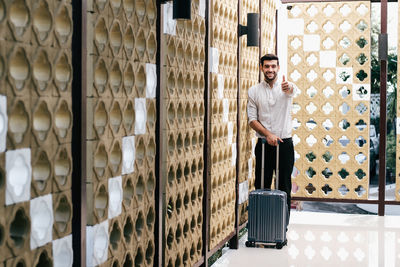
264;72;277;82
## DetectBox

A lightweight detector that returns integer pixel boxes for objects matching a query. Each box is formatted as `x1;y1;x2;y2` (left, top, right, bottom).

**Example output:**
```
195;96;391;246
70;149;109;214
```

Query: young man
247;54;297;219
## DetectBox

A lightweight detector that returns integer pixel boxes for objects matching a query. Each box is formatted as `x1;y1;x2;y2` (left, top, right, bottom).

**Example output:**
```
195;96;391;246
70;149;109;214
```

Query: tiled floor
212;211;400;267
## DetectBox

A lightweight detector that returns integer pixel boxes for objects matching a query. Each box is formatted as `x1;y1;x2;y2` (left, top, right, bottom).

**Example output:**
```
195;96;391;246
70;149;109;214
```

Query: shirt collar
262;79;279;89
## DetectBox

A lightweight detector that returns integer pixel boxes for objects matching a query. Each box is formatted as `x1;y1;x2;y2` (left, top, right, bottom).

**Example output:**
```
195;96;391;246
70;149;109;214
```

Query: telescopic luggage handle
261;139;266;189
261;139;280;189
275;141;280;189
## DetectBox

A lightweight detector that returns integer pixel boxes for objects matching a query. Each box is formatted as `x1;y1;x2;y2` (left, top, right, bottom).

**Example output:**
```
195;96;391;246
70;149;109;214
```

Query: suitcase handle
276;141;280;189
261;139;281;189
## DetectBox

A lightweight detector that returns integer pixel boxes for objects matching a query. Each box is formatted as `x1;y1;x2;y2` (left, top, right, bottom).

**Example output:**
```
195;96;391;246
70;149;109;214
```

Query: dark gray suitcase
246;139;288;249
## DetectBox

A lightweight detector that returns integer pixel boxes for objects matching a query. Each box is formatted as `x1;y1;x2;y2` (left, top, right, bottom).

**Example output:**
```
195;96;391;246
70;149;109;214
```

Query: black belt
258;137;292;142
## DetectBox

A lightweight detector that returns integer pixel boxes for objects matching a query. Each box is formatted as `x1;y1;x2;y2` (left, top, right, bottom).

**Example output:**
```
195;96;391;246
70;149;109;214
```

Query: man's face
261;60;279;82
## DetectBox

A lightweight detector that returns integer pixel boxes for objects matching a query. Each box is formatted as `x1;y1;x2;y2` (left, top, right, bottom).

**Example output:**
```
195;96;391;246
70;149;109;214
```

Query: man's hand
281;75;292;94
266;133;283;146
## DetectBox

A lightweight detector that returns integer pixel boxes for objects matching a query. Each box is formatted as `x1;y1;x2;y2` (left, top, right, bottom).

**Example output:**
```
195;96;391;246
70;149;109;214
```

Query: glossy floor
212;211;400;267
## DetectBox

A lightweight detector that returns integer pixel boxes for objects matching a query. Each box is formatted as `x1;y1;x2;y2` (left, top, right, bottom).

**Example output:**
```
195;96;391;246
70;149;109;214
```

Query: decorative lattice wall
287;1;371;200
261;0;277;56
209;0;237;250
238;0;259;226
86;1;157;265
161;1;205;265
0;0;74;265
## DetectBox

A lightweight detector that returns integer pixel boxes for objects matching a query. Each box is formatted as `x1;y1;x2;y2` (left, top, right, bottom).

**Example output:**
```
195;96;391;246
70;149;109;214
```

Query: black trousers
254;137;294;217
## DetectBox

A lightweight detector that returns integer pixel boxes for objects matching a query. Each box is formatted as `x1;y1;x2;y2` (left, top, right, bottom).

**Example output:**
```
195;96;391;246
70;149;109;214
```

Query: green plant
338;168;349;179
306;167;316;178
322;152;333;163
386;130;396;183
355;169;366;180
306;152;316;162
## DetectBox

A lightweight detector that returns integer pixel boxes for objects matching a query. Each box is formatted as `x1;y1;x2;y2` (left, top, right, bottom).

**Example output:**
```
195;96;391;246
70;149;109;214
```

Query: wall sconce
239;13;259;47
173;0;191;20
161;0;191;20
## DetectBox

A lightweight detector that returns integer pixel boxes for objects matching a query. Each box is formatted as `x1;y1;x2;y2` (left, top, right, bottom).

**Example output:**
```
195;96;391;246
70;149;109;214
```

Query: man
247;53;297;218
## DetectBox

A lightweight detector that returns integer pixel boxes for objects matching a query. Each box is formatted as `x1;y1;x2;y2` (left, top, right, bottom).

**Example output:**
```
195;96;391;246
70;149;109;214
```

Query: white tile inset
135;98;146;135
108;176;122;219
163;2;176;35
238;180;249;205
248;158;253;179
0;95;7;152
30;194;54;249
251;138;257;157
287;19;304;35
145;63;157;99
319;51;336;68
223;99;229;123
209;47;219;73
6;148;32;205
231;143;237;167
87;220;109;266
53;235;73;267
199;0;206;17
218;74;224;99
303;35;320;51
122;136;135;175
227;122;233;145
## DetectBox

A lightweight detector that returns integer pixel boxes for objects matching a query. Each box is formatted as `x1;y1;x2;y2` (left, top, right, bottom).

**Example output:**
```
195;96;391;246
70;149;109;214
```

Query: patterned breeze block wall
287;2;371;200
396;1;400;202
237;0;259;226
162;1;206;265
86;1;157;266
261;0;277;56
209;0;237;250
0;0;74;265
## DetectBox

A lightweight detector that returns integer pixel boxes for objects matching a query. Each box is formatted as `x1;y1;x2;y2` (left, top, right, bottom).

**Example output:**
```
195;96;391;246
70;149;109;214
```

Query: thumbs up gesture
281;75;292;94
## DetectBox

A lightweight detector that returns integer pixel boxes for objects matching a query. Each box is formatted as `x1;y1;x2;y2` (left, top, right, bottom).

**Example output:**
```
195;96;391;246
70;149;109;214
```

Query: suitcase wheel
245;241;255;247
276;239;287;249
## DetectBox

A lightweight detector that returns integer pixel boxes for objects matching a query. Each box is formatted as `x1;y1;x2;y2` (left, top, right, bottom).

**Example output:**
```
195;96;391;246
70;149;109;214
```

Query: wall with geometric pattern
161;1;206;265
85;0;157;265
208;0;238;250
0;0;74;265
287;1;371;200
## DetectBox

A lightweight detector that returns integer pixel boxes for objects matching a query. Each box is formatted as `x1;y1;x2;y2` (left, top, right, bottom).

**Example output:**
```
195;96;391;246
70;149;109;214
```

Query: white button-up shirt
247;80;297;139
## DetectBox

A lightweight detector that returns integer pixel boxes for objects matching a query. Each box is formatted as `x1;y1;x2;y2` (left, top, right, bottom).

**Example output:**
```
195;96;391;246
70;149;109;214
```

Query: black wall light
173;0;191;20
239;13;259;47
161;0;191;20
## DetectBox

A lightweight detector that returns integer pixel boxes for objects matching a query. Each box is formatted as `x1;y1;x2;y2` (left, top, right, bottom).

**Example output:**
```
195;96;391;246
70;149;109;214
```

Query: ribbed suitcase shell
247;189;288;244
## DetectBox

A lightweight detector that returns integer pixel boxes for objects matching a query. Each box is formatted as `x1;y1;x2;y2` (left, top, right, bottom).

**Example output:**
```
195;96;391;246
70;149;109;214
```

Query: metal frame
200;0;211;265
71;1;87;266
228;0;242;251
155;1;163;266
378;0;388;216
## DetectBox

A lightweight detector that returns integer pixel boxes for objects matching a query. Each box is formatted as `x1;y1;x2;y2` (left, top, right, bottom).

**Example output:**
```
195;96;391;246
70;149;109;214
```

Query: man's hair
260;54;279;66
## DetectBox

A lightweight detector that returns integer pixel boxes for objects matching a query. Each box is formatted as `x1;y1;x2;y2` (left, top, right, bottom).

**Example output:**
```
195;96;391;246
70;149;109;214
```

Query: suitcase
246;139;288;249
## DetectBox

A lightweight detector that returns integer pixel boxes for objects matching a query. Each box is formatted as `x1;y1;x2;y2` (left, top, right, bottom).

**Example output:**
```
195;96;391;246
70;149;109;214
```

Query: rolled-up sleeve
247;89;258;124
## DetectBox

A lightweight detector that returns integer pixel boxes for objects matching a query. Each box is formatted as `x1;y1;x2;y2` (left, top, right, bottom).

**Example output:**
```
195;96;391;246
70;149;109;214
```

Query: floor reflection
211;211;400;267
